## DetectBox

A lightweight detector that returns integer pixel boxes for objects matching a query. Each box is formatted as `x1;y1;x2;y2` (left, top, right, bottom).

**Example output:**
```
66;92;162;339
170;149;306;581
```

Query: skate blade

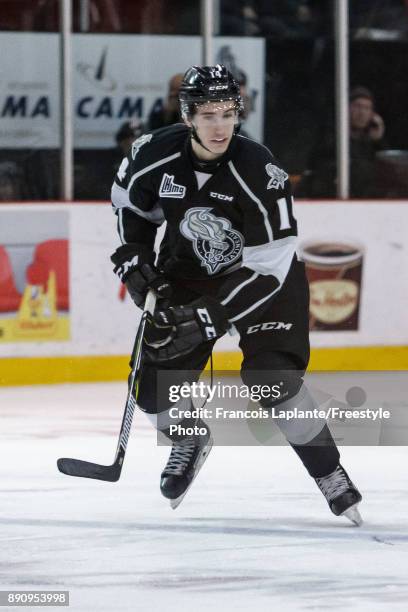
170;437;213;510
342;503;363;526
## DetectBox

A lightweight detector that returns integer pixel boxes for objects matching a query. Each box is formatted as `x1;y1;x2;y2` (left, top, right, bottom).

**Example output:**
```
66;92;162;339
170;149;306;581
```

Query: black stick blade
57;458;121;482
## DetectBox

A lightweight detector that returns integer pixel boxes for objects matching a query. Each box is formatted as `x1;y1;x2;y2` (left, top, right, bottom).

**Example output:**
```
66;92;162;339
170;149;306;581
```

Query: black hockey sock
290;424;340;478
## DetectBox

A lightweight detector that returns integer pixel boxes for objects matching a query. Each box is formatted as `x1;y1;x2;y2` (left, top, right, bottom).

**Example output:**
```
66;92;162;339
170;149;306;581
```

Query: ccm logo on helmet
247;322;293;334
197;307;217;339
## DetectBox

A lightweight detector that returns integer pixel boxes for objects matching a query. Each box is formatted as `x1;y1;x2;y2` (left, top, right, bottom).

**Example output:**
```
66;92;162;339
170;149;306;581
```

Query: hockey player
110;65;362;524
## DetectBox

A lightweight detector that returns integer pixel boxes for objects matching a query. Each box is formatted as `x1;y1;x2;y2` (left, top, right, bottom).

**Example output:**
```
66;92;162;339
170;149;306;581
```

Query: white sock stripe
228;161;273;242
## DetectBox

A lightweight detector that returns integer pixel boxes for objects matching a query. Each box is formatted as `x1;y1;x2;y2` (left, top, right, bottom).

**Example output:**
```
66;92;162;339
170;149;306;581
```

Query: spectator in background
349;86;385;143
220;0;260;35
220;0;320;39
351;0;408;40
0;161;25;201
107;119;145;194
115;119;145;158
348;86;387;196
73;119;145;201
148;73;183;130
256;0;317;39
0;151;59;201
24;150;59;200
297;86;388;198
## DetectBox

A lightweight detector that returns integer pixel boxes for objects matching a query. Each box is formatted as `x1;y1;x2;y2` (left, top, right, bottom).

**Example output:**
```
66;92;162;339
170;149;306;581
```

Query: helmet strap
190;121;215;154
189;115;240;155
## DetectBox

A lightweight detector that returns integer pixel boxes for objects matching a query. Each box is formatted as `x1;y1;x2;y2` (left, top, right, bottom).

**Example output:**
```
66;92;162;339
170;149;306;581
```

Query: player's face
189;101;238;159
350;97;374;130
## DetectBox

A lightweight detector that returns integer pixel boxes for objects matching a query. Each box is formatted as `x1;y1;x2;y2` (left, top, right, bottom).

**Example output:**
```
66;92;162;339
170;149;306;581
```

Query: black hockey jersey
111;124;298;325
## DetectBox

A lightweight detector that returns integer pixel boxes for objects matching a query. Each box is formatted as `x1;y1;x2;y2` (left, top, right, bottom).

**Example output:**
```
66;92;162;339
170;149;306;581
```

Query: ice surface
1;382;408;611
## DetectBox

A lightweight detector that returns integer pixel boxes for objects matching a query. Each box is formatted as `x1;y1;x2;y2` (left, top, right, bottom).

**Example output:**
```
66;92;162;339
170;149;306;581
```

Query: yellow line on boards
1;346;407;386
0;355;130;386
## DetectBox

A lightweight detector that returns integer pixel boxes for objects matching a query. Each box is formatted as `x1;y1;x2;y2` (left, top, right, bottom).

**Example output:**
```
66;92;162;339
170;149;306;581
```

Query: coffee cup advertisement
300;241;364;331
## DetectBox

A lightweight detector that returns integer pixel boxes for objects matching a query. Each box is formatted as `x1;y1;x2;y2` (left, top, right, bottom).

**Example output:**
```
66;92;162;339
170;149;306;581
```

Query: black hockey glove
111;244;172;308
144;296;230;361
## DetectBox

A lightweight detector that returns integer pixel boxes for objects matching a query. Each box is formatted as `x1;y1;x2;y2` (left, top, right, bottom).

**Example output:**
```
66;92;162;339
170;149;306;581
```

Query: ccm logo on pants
247;322;293;334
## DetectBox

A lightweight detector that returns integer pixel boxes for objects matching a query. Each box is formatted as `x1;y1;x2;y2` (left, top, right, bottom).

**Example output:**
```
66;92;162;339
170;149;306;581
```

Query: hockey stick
57;290;157;482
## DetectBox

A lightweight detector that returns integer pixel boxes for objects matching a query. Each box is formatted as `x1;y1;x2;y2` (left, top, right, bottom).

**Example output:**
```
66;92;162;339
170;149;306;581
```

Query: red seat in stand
0;245;22;312
26;239;69;310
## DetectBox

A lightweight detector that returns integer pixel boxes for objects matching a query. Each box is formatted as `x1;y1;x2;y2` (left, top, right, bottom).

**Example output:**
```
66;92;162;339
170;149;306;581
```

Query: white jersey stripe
228;161;273;241
221;271;259;306
243;236;296;283
118;209;125;244
226;238;296;322
112;152;181;224
111;182;164;224
228;285;282;324
128;152;181;191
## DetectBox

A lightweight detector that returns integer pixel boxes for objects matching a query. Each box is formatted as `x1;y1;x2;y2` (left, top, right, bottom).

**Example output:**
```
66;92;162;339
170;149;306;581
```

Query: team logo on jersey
131;134;153;159
265;163;288;190
159;173;186;198
180;207;243;274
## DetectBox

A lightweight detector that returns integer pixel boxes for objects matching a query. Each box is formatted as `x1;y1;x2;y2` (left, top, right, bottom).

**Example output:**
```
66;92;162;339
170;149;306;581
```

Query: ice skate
315;464;363;526
160;422;213;509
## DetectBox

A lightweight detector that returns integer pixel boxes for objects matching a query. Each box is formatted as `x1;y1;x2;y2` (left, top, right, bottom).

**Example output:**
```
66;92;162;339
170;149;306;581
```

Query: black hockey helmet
179;64;243;117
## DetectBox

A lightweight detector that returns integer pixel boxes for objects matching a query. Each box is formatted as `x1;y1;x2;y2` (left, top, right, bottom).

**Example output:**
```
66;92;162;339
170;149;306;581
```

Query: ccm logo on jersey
247;321;293;333
159;173;186;198
210;191;234;202
197;307;217;339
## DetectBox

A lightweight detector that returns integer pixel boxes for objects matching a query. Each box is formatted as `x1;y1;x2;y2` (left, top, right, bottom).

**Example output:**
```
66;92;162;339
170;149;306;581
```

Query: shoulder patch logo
159;173;186;198
180;207;243;274
131;133;153;159
265;163;288;190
